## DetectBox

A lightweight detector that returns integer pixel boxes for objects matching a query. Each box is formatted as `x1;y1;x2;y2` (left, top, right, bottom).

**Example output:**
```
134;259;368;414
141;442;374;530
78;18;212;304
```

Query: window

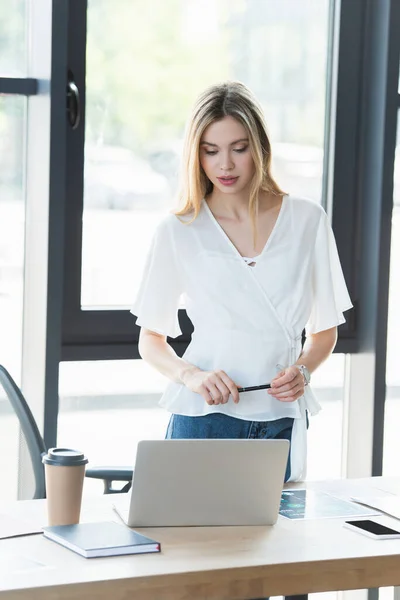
307;354;346;479
58;359;170;496
82;0;328;311
0;0;29;500
0;0;27;76
0;97;26;379
62;0;332;359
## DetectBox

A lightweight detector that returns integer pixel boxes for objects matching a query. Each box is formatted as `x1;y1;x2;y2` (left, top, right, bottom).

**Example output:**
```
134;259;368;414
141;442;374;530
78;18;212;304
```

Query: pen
237;383;271;393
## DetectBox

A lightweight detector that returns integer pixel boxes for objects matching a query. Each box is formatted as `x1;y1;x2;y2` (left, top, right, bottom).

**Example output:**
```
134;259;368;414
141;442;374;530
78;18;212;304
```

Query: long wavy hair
174;81;286;235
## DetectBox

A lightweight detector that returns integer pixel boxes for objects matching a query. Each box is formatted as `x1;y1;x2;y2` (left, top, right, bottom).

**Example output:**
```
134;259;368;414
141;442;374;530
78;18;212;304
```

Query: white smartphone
344;519;400;539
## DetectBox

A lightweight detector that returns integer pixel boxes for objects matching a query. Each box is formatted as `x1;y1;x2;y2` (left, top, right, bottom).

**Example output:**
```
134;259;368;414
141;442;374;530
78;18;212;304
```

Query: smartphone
344;519;400;539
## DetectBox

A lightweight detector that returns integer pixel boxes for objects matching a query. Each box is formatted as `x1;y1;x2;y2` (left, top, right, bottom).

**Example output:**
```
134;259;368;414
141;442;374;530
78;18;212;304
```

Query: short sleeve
131;217;183;338
306;210;353;335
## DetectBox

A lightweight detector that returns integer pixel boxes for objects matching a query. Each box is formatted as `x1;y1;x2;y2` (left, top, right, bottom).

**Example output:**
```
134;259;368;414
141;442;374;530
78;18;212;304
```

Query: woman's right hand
180;366;240;405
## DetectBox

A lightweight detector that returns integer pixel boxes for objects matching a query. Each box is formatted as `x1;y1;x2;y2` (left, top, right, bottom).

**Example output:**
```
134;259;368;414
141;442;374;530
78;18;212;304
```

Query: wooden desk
1;477;400;600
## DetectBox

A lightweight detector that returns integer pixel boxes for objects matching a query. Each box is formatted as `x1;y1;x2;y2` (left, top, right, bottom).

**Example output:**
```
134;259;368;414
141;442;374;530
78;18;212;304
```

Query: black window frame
61;0;399;361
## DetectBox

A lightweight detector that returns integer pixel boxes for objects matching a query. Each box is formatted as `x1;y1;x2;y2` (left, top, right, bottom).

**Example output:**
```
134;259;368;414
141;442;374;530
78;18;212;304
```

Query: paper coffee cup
42;448;88;526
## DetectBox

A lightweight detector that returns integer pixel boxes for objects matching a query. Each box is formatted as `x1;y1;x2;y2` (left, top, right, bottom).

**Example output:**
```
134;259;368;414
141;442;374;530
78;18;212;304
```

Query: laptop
113;439;289;527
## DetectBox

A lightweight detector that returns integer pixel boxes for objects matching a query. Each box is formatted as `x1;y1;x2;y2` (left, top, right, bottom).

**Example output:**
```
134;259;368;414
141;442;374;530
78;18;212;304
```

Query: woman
132;81;352;482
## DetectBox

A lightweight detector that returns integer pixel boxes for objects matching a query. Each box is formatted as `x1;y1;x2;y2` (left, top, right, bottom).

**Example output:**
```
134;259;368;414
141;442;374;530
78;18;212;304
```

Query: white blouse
132;195;353;481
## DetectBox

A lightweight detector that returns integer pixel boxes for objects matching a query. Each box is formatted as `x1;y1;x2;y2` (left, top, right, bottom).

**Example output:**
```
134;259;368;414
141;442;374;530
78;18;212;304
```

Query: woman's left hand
268;366;305;402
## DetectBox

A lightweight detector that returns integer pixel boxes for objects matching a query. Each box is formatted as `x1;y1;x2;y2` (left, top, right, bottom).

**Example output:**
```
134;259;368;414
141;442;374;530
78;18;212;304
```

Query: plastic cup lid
42;448;88;467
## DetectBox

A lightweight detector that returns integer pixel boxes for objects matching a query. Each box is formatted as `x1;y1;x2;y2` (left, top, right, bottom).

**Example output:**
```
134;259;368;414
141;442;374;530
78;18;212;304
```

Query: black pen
237;383;271;393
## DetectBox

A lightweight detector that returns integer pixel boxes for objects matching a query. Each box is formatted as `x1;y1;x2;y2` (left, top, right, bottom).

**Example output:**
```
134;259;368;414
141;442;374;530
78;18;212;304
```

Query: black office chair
85;466;132;494
0;364;133;498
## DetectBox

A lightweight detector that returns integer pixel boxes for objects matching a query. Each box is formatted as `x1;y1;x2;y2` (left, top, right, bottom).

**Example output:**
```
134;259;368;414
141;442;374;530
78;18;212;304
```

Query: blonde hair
174;81;286;233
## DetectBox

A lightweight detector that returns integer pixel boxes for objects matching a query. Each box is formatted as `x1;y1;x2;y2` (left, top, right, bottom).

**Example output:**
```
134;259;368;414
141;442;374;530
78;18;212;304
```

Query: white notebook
0;514;42;540
352;495;400;520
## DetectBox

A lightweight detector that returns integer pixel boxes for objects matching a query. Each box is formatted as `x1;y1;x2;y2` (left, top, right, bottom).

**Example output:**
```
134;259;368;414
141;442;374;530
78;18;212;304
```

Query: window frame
61;0;357;360
60;0;399;361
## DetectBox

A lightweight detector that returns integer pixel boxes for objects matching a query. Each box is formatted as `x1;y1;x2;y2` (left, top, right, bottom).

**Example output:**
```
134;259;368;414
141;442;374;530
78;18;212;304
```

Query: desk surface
1;477;400;600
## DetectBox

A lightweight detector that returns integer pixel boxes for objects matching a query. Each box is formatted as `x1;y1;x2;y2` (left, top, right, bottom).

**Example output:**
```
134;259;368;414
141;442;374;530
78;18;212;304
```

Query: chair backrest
0;365;47;499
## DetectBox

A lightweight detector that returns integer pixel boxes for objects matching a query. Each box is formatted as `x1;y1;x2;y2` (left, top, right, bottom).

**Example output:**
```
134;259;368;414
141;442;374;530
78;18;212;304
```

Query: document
280;489;380;520
351;495;400;520
0;514;42;540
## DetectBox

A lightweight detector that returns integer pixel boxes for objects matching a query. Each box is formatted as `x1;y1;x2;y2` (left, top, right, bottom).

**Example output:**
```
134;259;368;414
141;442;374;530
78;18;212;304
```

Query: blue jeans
166;413;294;482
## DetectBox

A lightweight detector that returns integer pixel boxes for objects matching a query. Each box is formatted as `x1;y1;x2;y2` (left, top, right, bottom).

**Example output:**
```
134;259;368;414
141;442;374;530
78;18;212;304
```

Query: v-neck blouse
132;194;352;426
202;195;287;264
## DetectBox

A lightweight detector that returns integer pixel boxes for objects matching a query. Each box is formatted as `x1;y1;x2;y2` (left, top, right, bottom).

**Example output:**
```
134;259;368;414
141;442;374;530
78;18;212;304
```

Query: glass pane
0;97;26;374
0;383;21;501
58;360;170;497
82;0;330;309
0;0;28;76
307;354;345;479
0;96;27;500
383;115;400;476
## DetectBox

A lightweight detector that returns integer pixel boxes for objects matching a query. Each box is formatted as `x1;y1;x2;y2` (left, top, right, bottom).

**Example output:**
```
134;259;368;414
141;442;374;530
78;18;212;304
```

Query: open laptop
113;439;289;527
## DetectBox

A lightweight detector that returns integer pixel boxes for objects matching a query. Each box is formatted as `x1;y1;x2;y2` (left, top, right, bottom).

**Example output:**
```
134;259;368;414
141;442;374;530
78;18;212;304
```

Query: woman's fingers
270;370;286;385
270;380;301;395
185;369;240;405
270;368;302;395
271;383;304;401
206;382;224;405
211;372;240;404
269;365;304;401
271;369;296;388
210;380;232;404
218;371;240;404
199;384;215;405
